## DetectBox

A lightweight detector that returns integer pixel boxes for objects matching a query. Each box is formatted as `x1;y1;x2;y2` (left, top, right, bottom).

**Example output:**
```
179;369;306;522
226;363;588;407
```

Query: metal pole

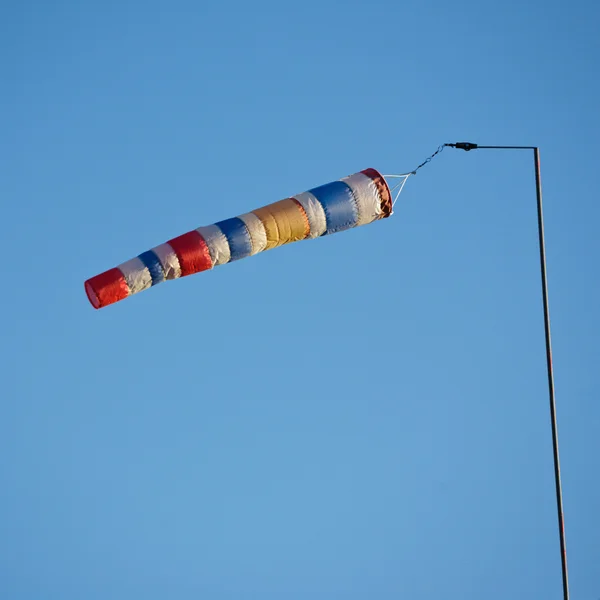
446;142;569;600
533;147;569;600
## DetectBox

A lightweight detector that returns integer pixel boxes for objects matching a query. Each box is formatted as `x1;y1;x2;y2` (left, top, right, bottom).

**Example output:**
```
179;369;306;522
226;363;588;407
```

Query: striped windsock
84;168;392;309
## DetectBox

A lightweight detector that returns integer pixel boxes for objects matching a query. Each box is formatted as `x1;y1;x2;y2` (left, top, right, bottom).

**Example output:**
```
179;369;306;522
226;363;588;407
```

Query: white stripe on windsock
196;224;231;266
239;212;268;255
119;256;152;294
341;172;384;226
293;191;327;238
152;243;182;280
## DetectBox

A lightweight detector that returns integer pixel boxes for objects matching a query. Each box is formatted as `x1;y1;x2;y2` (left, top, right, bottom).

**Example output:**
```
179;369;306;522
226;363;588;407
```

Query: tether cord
383;144;448;206
408;143;447;175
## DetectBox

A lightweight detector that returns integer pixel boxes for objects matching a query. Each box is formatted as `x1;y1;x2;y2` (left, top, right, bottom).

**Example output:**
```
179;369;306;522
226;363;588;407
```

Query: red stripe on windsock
167;231;213;277
84;268;130;309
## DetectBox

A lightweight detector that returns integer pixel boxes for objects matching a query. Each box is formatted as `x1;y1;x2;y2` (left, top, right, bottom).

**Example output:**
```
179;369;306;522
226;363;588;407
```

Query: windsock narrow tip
84;280;100;309
85;268;129;309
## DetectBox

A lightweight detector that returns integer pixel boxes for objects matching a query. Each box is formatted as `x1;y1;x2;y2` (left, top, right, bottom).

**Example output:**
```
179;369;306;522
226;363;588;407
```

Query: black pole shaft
534;147;569;600
444;142;569;599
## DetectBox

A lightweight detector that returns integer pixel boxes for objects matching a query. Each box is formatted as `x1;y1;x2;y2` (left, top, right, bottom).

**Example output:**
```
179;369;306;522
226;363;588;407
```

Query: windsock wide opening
362;168;393;218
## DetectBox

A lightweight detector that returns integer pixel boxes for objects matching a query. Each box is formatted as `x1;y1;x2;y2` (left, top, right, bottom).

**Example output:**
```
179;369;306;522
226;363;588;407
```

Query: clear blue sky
1;1;598;598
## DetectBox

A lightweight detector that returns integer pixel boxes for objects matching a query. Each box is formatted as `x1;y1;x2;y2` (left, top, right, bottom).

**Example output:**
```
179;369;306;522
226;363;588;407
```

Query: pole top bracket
447;142;478;151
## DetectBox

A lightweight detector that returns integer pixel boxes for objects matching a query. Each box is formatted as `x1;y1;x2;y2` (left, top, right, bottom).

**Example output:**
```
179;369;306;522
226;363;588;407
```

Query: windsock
84;168;393;309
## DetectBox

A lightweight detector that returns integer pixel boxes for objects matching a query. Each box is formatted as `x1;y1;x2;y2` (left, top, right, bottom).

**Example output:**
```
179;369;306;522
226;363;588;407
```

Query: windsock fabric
84;168;392;309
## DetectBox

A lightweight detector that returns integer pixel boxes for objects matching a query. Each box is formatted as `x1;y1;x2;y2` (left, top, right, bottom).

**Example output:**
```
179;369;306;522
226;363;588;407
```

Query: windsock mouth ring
362;168;393;218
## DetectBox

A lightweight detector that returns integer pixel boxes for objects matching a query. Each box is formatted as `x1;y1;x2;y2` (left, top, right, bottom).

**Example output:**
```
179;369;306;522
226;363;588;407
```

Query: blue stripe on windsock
215;217;253;261
308;181;358;235
138;250;166;286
